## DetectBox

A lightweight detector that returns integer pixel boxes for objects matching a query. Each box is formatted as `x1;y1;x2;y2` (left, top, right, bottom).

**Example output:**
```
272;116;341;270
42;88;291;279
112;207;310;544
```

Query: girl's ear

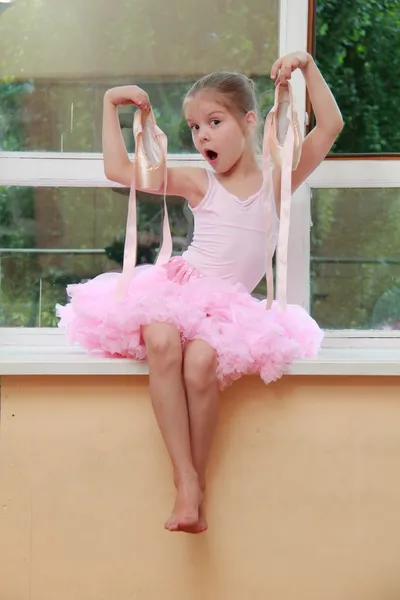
245;111;257;131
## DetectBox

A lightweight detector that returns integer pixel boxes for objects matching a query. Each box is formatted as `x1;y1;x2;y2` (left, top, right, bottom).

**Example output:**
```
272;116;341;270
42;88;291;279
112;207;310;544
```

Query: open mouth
205;149;218;161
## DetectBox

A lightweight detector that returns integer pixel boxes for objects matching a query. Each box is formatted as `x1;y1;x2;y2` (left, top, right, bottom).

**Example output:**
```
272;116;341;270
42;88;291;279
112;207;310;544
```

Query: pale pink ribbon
262;91;295;311
115;119;173;300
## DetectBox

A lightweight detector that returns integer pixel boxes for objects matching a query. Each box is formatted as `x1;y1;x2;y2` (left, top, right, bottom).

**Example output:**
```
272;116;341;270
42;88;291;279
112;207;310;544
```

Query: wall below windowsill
1;373;400;600
1;345;399;377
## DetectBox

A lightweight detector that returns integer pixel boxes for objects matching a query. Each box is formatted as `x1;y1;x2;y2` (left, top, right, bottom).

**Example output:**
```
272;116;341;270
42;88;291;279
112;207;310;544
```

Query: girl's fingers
136;98;150;109
272;56;302;83
270;58;282;79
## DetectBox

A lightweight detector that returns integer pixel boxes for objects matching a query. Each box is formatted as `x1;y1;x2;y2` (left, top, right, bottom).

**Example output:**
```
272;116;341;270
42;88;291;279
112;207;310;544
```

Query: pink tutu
56;257;323;389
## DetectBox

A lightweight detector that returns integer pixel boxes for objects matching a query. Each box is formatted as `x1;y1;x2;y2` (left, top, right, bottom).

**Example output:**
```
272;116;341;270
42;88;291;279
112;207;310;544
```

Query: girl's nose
199;128;210;142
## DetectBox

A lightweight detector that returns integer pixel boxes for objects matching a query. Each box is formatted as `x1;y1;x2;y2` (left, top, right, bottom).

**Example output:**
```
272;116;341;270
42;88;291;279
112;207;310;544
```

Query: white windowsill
1;329;400;377
1;345;400;377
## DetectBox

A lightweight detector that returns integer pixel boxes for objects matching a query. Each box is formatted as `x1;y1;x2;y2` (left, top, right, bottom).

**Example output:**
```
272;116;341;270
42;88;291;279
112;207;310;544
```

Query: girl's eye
210;119;221;126
190;124;199;132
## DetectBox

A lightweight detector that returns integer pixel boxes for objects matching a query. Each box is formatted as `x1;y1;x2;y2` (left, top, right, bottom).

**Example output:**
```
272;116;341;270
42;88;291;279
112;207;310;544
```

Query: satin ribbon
115;109;172;300
263;83;298;311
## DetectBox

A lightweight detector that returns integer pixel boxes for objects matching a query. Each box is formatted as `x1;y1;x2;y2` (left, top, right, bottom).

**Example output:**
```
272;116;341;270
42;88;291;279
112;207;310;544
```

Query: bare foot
178;501;208;534
164;478;202;532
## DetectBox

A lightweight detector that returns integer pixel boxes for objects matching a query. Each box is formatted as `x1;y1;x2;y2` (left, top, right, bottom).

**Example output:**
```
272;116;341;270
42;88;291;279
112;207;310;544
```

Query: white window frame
0;0;399;348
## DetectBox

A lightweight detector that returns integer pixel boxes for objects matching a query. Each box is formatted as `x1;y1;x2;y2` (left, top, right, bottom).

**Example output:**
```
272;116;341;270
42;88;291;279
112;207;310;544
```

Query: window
314;0;400;155
2;0;399;342
0;0;281;330
311;188;400;329
0;186;188;326
297;0;400;338
0;0;279;153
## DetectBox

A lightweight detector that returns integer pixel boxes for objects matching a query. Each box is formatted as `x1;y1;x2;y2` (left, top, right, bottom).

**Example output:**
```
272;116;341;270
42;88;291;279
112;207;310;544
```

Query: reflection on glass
0;187;188;326
0;0;278;152
311;188;400;330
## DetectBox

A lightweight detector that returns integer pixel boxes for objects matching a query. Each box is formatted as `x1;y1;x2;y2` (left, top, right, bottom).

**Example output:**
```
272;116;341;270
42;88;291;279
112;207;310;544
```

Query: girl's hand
270;51;312;86
104;85;150;109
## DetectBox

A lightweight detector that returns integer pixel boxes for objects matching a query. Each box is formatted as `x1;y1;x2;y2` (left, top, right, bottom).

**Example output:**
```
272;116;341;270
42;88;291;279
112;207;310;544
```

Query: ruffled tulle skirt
56;257;323;389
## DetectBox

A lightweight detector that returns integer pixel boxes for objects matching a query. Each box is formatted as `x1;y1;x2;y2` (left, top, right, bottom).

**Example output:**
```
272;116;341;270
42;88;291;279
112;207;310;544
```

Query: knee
184;344;218;391
143;324;182;368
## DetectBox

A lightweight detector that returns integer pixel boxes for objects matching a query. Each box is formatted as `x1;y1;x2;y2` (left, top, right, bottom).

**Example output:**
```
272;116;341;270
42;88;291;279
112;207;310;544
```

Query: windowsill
1;345;400;377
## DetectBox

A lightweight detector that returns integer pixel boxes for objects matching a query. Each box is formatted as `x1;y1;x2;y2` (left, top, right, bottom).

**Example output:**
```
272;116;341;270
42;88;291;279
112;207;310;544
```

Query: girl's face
184;91;256;173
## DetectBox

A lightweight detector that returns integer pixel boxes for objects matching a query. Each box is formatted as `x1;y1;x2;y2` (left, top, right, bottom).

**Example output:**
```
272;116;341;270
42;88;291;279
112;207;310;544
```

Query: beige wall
1;374;400;599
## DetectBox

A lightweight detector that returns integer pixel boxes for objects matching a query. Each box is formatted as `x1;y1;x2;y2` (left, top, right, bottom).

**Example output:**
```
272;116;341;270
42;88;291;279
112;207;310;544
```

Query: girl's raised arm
102;86;206;204
271;52;344;193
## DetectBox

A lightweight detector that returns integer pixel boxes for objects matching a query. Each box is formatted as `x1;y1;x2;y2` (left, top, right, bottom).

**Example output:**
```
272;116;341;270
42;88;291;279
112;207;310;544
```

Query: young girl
57;51;343;534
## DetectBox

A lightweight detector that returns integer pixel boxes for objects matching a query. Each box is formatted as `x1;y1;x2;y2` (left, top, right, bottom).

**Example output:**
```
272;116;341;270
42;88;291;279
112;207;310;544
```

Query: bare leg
142;323;202;531
181;339;219;533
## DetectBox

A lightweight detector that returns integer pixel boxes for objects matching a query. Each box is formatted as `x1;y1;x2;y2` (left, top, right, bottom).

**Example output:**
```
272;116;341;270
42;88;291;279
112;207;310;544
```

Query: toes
165;519;180;532
165;516;202;533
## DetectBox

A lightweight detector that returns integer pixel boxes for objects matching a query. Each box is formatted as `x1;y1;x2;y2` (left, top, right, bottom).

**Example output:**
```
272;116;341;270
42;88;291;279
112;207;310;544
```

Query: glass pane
0;0;278;153
311;188;400;330
315;0;400;154
0;186;188;327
